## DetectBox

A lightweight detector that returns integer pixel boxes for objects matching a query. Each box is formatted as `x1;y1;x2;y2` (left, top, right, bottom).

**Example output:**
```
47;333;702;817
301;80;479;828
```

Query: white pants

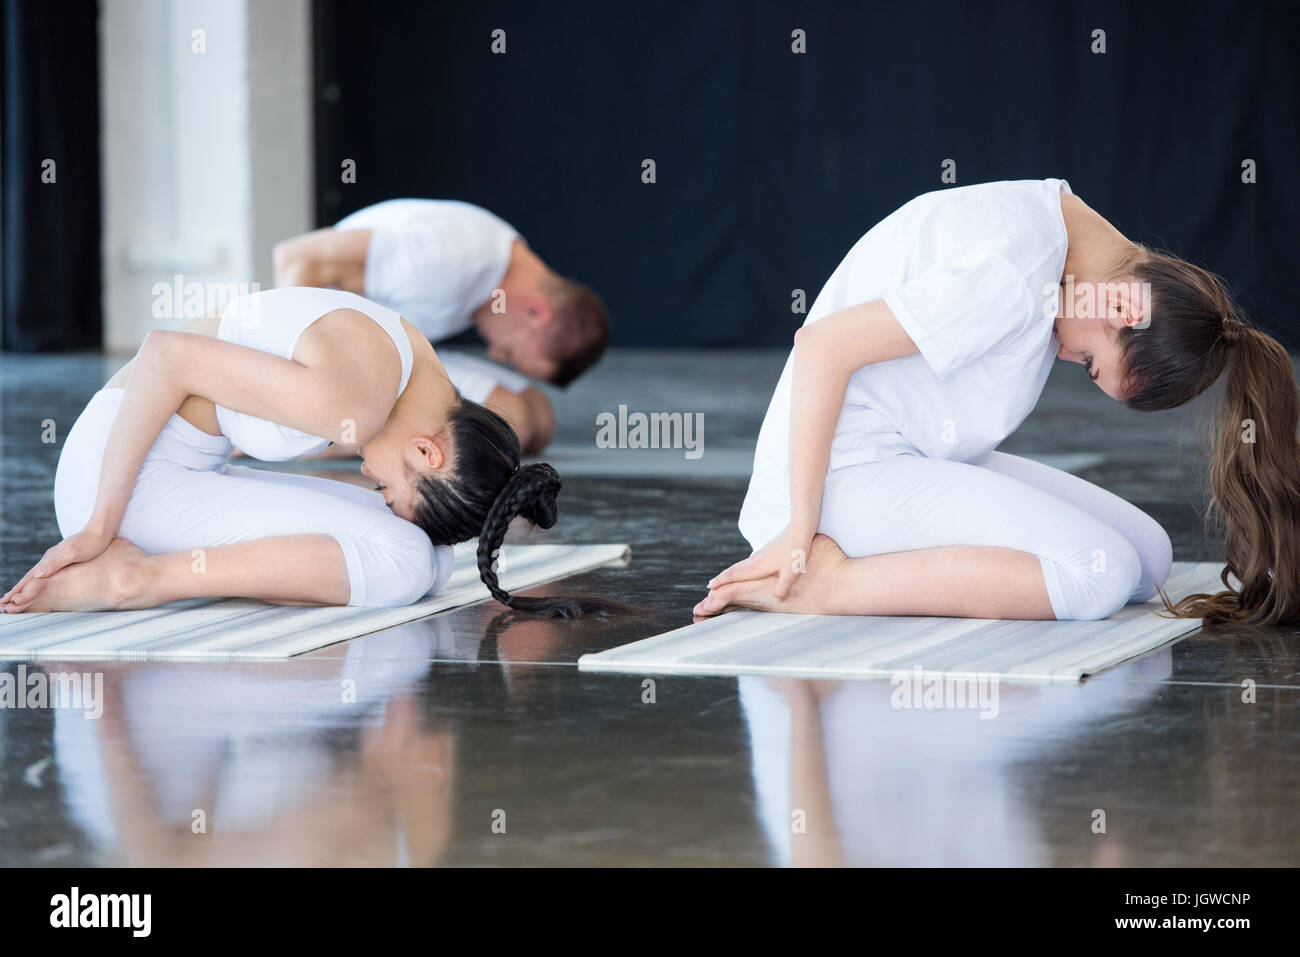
437;350;531;404
740;451;1173;621
53;389;452;608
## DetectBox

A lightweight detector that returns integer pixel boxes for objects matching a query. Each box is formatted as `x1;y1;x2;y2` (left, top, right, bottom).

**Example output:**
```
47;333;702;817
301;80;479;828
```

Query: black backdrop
314;0;1299;348
1;0;100;351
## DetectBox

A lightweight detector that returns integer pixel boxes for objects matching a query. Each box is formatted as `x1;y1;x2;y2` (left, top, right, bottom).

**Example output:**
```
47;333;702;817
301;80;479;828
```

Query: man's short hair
544;277;609;387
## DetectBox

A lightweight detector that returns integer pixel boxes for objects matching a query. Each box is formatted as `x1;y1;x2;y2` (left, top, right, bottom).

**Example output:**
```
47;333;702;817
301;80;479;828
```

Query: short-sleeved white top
334;199;521;343
740;178;1073;545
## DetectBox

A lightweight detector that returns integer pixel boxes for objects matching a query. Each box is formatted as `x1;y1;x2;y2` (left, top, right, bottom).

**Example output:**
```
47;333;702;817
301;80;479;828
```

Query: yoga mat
0;541;629;660
579;561;1223;684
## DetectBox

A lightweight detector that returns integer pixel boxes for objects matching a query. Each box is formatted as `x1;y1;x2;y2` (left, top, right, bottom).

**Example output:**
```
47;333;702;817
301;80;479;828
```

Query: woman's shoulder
297;306;401;369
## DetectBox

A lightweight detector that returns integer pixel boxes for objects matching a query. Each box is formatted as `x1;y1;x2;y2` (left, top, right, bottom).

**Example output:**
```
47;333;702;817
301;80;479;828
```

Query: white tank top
214;288;414;461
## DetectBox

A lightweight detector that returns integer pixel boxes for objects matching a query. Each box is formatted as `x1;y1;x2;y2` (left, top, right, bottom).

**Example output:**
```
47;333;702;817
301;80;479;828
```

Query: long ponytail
1115;247;1300;626
475;463;619;618
1157;321;1300;625
473;463;593;617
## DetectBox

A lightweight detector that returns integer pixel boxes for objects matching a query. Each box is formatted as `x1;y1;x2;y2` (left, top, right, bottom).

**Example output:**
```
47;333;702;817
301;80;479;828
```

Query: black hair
411;397;610;618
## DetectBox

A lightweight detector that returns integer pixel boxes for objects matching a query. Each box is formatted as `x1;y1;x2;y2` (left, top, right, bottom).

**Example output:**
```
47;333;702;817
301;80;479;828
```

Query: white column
98;0;312;353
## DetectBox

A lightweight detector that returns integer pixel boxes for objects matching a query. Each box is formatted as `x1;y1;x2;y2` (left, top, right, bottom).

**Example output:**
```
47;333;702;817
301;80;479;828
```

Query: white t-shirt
739;178;1072;549
334;199;521;343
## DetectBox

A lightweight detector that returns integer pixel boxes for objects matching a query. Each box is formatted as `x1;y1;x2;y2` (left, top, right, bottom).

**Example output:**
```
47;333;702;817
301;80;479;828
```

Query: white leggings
745;451;1173;621
52;389;453;608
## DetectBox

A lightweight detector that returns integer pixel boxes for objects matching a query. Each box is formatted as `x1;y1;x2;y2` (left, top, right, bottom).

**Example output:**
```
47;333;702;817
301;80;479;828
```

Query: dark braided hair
410;396;608;618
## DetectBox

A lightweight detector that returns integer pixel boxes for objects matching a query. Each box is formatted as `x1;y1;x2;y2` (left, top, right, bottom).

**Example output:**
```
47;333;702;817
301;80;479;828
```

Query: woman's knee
346;522;444;608
1129;521;1173;603
53;442;104;538
1046;534;1145;620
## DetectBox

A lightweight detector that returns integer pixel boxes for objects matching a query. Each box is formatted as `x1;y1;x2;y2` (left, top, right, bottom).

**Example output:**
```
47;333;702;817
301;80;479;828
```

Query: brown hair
544;276;609;387
1116;247;1300;625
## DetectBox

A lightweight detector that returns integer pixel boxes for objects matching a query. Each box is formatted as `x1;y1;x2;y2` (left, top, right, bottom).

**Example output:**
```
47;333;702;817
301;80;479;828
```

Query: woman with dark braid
699;179;1300;626
2;288;595;617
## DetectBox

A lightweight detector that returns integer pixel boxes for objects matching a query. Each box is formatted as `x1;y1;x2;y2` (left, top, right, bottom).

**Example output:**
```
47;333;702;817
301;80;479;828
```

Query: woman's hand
705;524;814;603
695;533;847;618
1;526;115;607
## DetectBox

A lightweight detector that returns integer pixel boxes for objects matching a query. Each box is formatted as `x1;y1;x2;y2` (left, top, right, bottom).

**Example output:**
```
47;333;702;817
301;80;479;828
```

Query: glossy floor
1;350;1297;866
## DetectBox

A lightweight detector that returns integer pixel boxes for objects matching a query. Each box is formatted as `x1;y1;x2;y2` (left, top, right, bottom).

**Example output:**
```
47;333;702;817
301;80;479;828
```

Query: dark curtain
1;0;101;351
314;0;1299;348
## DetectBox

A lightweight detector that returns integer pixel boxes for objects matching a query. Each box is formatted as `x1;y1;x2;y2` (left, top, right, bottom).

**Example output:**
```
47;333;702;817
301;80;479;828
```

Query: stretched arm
273;228;371;292
5;313;397;592
98;324;393;533
787;299;918;538
710;299;919;598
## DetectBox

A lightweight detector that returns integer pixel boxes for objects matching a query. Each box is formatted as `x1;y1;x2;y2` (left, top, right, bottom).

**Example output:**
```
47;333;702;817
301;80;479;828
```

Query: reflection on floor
1;349;1297;866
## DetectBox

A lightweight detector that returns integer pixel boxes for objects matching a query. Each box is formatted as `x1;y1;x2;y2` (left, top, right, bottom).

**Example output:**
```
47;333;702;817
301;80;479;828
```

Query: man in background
273;199;610;454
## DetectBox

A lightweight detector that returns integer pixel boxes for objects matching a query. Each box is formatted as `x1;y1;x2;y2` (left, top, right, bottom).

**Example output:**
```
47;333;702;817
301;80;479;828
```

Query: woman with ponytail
699;179;1300;626
2;287;596;618
1121;254;1300;625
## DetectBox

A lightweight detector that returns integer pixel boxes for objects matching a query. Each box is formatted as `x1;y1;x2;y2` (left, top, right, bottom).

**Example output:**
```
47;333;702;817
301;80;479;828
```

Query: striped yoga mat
579;561;1223;684
0;542;629;660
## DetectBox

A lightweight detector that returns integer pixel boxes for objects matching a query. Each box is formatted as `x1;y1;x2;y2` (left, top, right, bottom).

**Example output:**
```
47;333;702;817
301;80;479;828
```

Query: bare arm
710;299;919;598
94;321;393;534
785;299;918;537
273;228;371;292
4;312;396;593
483;385;557;455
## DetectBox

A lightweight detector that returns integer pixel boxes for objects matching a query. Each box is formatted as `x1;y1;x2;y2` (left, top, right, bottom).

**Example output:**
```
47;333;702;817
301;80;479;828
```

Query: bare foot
0;538;151;613
693;534;847;617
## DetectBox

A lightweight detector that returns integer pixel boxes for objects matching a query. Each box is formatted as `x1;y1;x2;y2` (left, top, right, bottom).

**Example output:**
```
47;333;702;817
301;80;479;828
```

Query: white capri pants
53;389;453;608
743;451;1173;621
